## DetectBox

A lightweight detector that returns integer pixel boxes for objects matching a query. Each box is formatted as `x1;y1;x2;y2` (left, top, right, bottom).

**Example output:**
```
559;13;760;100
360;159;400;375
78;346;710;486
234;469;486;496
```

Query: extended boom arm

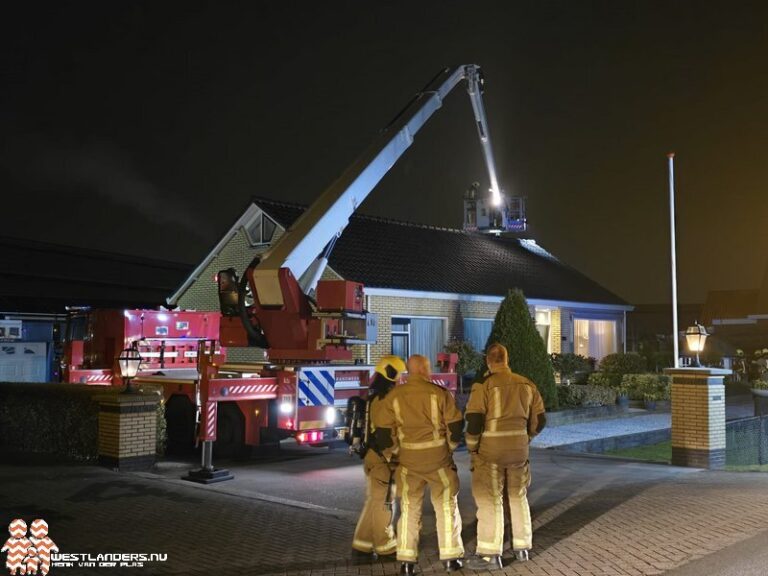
254;64;502;306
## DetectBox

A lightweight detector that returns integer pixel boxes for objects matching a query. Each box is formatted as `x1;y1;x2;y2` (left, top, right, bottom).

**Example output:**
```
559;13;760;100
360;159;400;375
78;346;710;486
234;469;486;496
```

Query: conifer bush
485;289;558;410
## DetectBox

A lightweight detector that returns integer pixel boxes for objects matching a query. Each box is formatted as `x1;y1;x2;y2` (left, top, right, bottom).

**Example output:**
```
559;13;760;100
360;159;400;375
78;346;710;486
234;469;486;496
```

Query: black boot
514;549;530;562
444;558;463;572
465;555;503;570
400;562;416;575
351;549;376;563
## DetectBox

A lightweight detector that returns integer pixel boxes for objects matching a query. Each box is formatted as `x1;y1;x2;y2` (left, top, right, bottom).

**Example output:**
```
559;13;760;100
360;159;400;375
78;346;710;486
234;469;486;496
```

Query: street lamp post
685;322;709;367
118;343;142;394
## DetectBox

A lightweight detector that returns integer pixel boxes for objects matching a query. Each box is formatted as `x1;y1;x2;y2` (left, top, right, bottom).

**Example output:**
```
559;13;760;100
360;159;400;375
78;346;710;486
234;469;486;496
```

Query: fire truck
65;64;503;482
61;306;382;455
62;305;458;458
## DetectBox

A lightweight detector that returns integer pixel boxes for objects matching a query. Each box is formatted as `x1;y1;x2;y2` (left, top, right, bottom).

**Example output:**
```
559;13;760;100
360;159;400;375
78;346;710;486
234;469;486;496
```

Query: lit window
574;319;617;361
535;308;552;353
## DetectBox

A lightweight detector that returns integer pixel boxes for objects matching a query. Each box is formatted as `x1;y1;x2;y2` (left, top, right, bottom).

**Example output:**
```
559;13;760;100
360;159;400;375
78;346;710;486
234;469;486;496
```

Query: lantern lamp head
118;343;142;379
685;322;709;367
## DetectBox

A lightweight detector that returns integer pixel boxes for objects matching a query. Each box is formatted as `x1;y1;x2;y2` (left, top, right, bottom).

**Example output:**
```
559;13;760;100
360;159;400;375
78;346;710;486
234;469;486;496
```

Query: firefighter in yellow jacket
464;343;546;570
351;355;406;558
378;354;465;575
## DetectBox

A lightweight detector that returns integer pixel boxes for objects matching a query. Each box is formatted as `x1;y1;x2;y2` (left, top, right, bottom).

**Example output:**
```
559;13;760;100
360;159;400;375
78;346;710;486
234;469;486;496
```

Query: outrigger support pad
182;440;234;484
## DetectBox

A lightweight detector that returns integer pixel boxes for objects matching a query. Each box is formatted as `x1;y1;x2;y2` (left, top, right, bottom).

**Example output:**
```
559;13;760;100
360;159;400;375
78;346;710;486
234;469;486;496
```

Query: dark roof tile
254;197;628;306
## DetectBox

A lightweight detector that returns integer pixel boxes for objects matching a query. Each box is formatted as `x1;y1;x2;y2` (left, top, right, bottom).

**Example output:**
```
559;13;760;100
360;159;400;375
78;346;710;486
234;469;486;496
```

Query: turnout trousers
352;453;397;555
396;464;464;562
472;456;532;555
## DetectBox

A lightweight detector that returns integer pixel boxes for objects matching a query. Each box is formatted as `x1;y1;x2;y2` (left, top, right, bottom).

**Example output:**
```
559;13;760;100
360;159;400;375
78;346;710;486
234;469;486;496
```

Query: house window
391;317;446;366
391;318;410;359
574;319;617;361
245;212;278;246
464;318;493;352
535;308;552;353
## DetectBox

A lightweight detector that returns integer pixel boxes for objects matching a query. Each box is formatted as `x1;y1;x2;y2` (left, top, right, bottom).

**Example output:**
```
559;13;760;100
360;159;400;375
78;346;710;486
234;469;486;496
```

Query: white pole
668;153;680;368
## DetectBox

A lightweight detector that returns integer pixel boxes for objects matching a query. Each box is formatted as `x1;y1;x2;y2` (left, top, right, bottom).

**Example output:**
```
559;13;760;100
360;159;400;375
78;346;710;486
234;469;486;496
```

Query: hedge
0;382;165;462
557;384;617;408
620;374;670;401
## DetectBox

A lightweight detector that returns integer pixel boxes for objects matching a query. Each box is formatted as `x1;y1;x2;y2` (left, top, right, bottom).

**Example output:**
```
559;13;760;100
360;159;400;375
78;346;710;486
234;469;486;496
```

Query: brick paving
1;462;768;576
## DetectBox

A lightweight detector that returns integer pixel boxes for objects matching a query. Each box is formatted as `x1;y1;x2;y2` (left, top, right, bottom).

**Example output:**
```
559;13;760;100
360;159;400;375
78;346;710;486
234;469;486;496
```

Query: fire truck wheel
215;403;247;458
164;395;196;456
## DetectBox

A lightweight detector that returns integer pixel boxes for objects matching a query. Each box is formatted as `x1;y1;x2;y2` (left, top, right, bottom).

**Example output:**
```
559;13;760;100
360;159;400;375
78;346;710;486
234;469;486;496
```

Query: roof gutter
363;287;634;312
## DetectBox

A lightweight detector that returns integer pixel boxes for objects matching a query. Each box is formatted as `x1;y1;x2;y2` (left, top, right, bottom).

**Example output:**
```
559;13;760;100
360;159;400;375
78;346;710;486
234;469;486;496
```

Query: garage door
0;342;48;382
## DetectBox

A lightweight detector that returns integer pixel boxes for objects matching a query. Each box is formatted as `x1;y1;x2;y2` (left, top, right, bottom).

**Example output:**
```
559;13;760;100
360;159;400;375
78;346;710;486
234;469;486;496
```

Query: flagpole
668;152;680;368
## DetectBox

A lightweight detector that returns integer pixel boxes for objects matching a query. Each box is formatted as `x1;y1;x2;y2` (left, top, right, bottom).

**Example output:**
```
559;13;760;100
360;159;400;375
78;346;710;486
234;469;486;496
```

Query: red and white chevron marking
29;519;57;573
23;550;40;574
7;520;25;539
29;520;47;540
87;374;112;383
205;403;216;439
2;538;30;572
29;537;56;558
225;384;277;395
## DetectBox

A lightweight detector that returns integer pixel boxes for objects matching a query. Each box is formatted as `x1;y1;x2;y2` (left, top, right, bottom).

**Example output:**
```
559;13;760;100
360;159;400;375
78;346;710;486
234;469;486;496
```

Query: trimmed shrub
557;384;582;408
621;374;670;401
587;372;612;388
550;353;593;384
486;289;557;410
597;353;647;387
556;384;617;408
0;382;165;461
582;385;617;407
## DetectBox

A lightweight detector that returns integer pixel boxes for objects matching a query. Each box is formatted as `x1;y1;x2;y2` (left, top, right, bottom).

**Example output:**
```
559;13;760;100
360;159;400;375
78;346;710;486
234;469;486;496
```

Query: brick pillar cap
664;367;732;376
94;392;161;404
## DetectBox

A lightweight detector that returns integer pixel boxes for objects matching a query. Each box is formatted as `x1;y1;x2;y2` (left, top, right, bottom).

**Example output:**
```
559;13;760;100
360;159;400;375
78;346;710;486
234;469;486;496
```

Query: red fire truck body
62;308;457;453
63;308;221;385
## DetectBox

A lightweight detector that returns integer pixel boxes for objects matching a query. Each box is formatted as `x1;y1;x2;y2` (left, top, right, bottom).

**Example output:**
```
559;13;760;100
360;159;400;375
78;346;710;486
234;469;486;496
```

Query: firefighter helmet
375;355;406;382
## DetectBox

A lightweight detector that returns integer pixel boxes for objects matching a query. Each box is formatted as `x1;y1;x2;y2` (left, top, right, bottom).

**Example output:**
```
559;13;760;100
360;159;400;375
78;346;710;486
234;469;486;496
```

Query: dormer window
246;212;278;246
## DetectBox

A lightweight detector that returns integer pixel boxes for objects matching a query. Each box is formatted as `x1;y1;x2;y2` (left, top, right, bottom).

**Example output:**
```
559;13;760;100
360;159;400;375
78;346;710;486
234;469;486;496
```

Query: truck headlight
325;407;337;425
280;402;293;414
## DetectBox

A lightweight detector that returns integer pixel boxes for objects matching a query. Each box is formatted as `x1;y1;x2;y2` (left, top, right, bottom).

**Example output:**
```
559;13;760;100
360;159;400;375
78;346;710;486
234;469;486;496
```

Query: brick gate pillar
96;393;160;471
665;367;730;469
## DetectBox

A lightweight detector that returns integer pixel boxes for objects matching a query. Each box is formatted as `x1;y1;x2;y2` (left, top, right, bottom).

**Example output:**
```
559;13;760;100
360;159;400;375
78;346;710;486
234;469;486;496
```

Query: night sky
2;1;767;305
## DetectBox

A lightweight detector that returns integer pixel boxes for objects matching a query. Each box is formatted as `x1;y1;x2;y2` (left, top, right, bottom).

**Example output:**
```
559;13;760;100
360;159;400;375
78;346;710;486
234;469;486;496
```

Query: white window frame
244;210;278;247
534;306;554;354
390;315;449;359
572;316;619;361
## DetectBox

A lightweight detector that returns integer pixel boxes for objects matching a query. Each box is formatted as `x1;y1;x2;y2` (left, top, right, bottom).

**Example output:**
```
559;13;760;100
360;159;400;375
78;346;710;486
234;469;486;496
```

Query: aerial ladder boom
219;64;504;361
254;64;503;305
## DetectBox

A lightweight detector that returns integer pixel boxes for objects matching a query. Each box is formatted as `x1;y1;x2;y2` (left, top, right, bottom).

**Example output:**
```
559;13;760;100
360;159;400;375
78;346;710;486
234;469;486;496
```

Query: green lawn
723;463;768;472
605;441;671;463
605;442;768;471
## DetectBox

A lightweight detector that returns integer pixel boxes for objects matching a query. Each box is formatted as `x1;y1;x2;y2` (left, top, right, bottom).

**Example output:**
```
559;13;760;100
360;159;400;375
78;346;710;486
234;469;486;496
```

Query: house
0;235;192;382
700;269;768;353
168;197;632;365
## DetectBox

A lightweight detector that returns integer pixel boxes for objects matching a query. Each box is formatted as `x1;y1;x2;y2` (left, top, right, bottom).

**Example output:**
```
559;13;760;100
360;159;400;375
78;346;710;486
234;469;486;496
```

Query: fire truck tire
164;395;196;456
215;403;247;458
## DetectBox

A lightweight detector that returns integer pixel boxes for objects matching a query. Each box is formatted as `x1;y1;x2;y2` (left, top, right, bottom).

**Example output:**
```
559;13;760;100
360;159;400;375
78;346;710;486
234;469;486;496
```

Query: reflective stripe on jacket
379;375;463;473
465;365;545;467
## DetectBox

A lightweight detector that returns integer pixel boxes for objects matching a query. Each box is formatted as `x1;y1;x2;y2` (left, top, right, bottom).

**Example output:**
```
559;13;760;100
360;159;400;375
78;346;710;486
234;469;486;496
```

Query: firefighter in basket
348;355;406;559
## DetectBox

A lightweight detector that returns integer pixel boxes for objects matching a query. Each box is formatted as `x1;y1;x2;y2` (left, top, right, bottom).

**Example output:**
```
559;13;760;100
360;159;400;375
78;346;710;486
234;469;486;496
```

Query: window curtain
410;318;445;367
574;319;617;360
464;319;493;352
589;320;617;359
